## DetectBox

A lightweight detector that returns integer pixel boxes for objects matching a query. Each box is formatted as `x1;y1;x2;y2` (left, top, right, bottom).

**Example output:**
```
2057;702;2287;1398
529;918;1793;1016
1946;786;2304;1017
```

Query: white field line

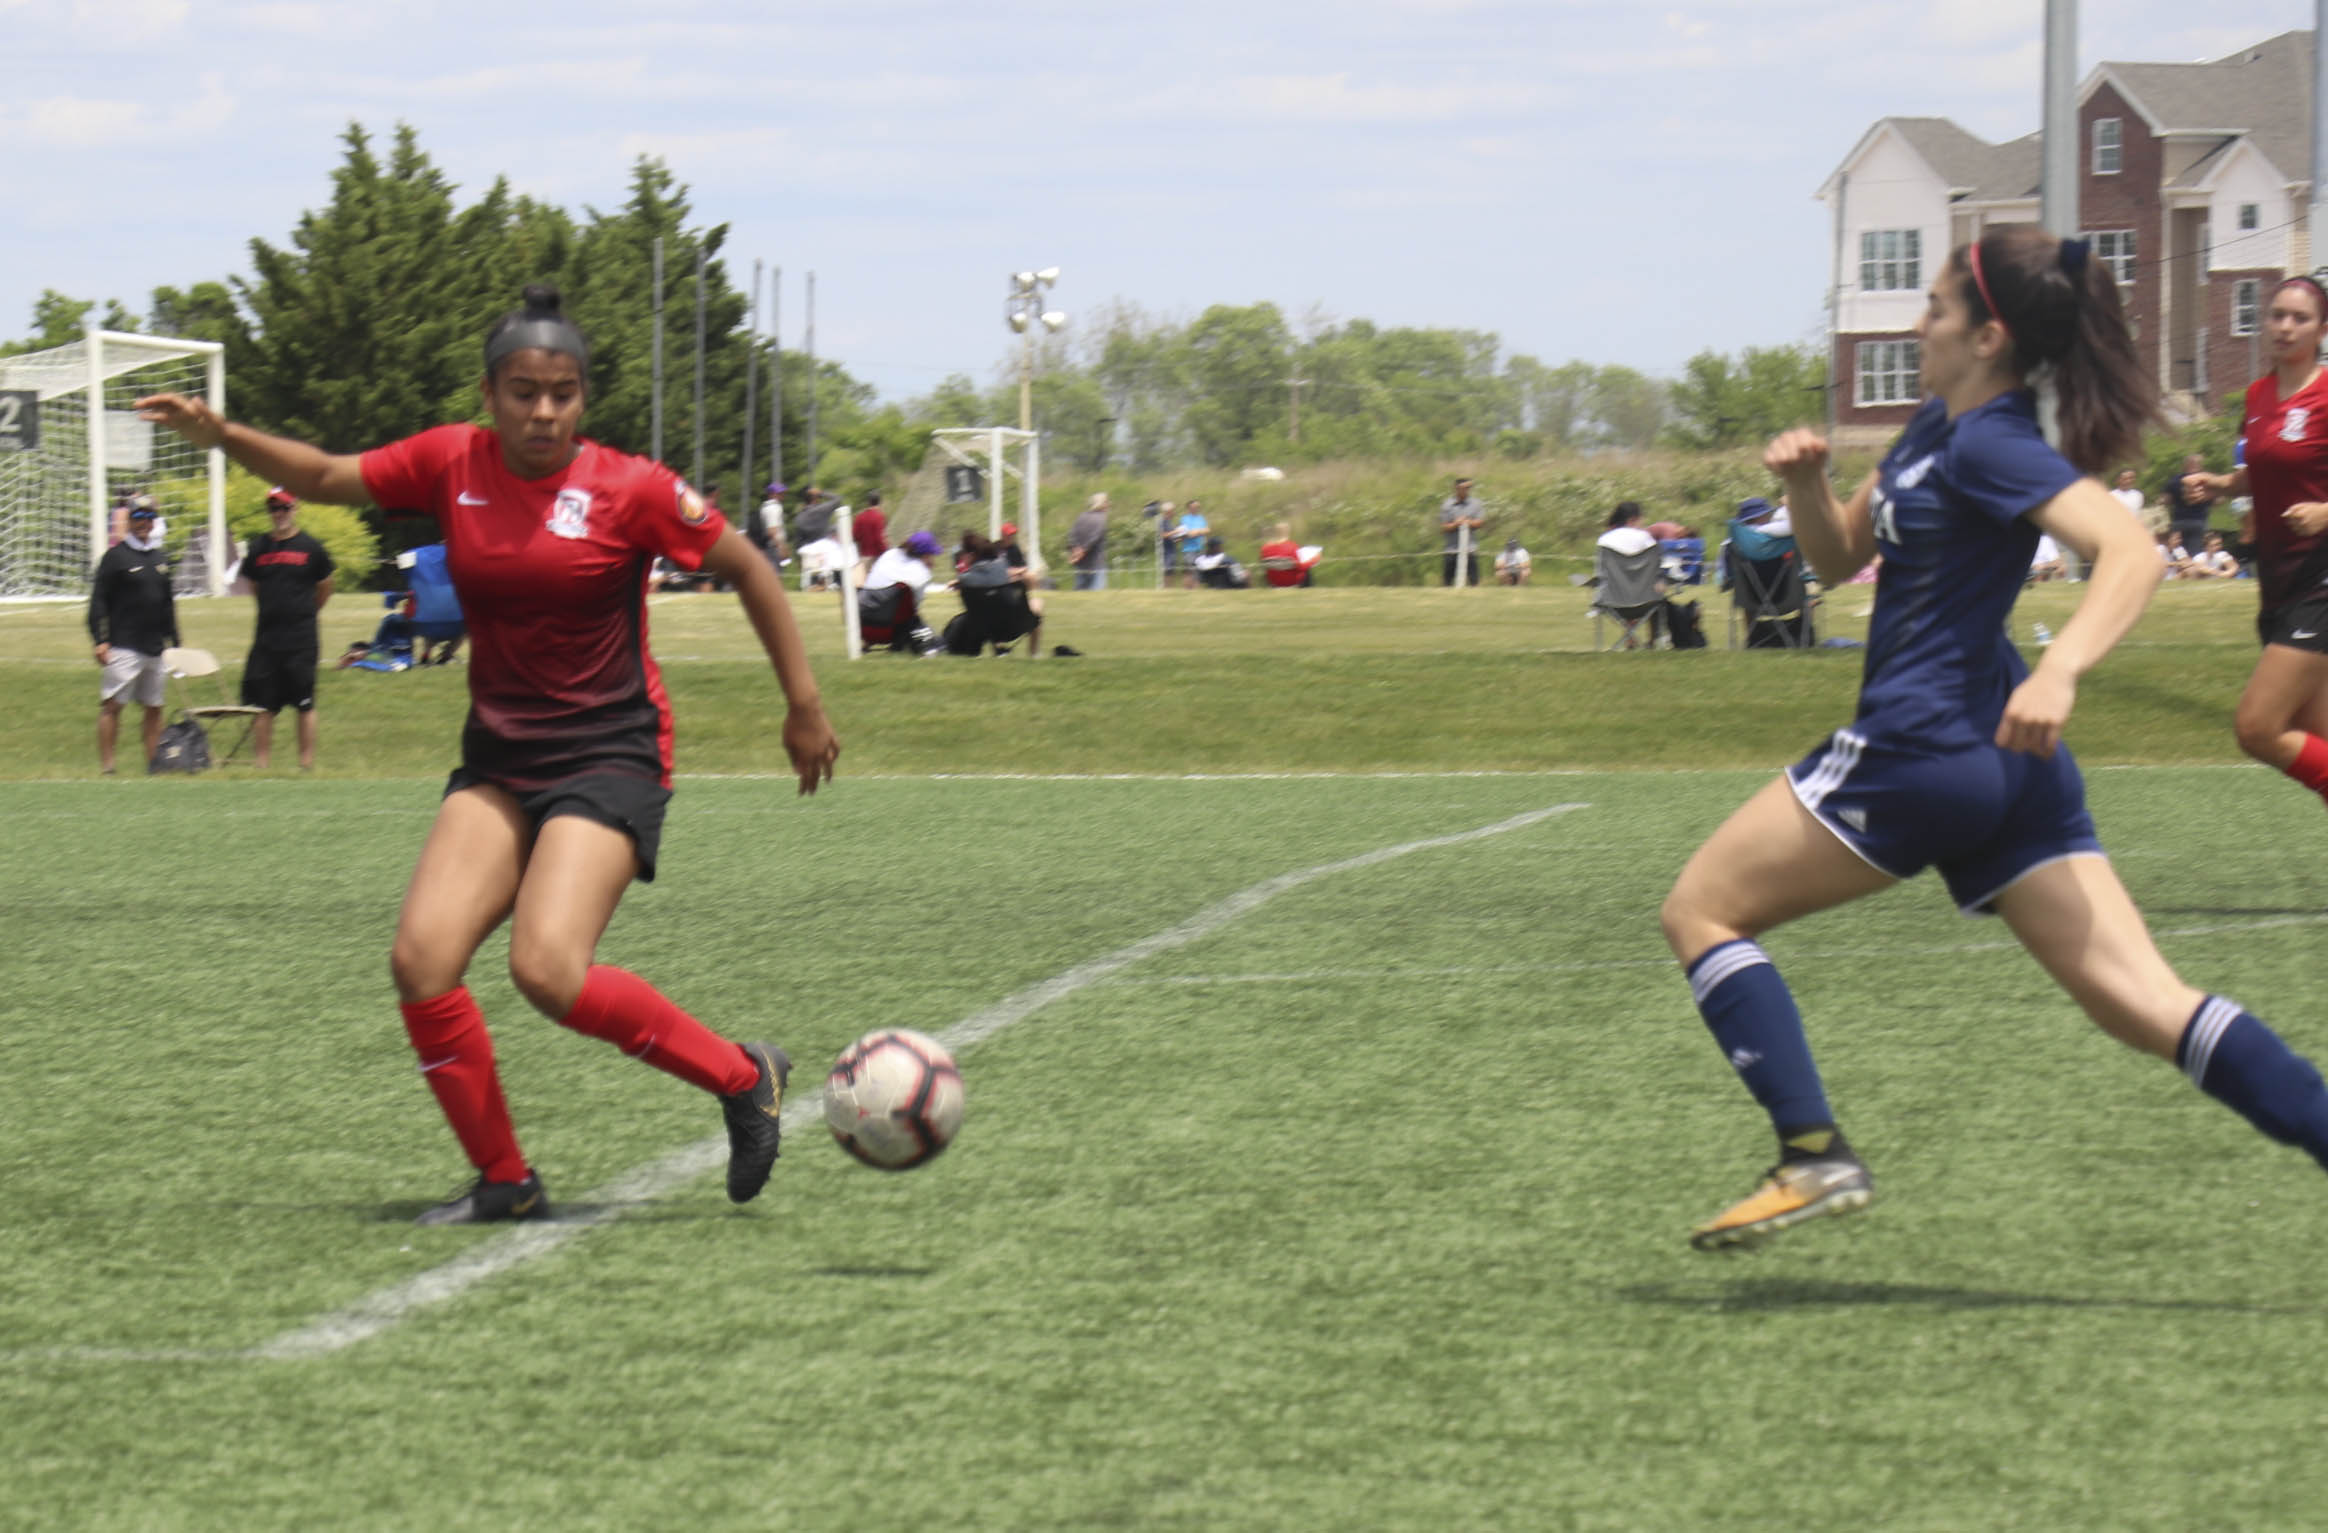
3;800;1587;1367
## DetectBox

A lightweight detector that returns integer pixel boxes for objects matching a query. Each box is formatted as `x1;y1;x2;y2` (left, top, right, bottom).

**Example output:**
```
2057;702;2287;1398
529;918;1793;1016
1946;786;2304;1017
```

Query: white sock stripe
2181;996;2241;1086
1688;941;1770;1006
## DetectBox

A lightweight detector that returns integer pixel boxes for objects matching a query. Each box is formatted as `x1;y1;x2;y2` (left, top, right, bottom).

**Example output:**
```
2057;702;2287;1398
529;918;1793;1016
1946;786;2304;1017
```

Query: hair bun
520;283;563;316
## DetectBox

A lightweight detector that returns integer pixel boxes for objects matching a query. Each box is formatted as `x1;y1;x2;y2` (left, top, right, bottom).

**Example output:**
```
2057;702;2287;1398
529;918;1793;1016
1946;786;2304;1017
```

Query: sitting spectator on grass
1193;537;1251;589
1495;537;1533;586
1258;524;1318;587
2185;529;2241;579
945;532;1048;656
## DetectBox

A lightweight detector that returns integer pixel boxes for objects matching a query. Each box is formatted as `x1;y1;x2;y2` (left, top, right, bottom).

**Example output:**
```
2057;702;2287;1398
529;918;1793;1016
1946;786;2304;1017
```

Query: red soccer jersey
360;424;726;788
2240;370;2328;608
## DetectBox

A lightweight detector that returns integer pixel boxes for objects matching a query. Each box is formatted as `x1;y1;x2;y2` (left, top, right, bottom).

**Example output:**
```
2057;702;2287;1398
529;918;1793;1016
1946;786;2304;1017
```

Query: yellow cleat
1690;1154;1872;1251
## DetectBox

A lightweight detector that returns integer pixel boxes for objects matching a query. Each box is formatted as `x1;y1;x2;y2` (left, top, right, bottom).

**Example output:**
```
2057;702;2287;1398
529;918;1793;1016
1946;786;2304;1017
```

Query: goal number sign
0;391;35;453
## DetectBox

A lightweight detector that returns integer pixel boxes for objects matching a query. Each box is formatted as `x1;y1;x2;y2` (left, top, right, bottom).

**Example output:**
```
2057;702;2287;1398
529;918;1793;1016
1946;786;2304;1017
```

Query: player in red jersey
2185;276;2328;809
136;285;840;1225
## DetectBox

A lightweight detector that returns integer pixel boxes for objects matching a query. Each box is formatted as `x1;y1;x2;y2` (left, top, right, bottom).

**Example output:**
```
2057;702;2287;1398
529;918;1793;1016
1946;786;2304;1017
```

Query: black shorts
241;643;318;712
2257;592;2328;654
444;768;674;882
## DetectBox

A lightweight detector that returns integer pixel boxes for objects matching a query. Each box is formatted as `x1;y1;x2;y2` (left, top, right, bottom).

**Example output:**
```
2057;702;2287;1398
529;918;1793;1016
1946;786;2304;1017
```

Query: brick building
1821;31;2313;446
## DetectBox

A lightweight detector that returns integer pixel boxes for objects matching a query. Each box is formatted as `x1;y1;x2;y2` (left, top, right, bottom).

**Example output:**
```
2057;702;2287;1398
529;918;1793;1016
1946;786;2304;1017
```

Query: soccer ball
823;1029;965;1170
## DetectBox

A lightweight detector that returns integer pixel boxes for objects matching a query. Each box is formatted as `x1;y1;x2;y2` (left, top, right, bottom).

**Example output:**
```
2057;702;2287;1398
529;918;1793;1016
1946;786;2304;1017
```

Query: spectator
2029;533;2067;582
89;497;179;773
747;481;789;567
1069;493;1110;591
1597;502;1665;646
858;529;944;652
1172;500;1210;588
1259;523;1316;588
2109;467;2147;519
1495;536;1533;586
851;492;889;584
997;520;1028;571
2157;528;2190;577
948;531;1047;656
2186;528;2241;579
1439;476;1484;587
2162;452;2217;552
1193;536;1250;589
792;483;841;549
234;487;336;769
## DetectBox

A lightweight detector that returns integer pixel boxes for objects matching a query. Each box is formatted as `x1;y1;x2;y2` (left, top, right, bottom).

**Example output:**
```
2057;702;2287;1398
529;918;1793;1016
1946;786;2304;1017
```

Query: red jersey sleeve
621;458;728;570
360;425;472;514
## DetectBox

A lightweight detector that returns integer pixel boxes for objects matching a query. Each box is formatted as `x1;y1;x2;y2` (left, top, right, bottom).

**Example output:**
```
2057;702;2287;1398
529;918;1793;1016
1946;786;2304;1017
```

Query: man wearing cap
88;497;179;773
749;481;791;567
998;521;1028;573
234;487;335;769
859;530;946;653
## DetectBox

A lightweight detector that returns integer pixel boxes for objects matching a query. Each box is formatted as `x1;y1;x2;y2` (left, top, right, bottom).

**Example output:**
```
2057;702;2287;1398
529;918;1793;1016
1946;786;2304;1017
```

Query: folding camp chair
1721;513;1817;650
159;647;266;765
1583;542;1668;650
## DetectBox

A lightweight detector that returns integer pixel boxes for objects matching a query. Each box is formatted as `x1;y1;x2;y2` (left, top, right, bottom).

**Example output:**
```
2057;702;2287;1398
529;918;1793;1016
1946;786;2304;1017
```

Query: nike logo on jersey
2294;630;2319;640
457;491;489;506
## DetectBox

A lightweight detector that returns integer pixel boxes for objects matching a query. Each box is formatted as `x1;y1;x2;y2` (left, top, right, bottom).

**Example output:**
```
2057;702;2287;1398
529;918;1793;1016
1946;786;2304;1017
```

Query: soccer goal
0;330;228;598
890;427;1040;560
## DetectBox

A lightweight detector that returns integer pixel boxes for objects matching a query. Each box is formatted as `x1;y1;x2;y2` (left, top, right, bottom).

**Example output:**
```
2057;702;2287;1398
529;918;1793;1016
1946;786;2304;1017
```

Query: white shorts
100;649;167;707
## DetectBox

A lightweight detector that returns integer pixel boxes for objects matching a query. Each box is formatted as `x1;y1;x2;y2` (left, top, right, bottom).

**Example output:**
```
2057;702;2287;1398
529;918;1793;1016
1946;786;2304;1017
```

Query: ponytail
1953;226;2158;474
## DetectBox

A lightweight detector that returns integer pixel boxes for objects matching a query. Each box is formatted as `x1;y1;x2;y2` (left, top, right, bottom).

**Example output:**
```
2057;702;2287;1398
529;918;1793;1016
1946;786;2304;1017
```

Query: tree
1178;303;1293;466
1587;366;1669;449
1665;344;1827;450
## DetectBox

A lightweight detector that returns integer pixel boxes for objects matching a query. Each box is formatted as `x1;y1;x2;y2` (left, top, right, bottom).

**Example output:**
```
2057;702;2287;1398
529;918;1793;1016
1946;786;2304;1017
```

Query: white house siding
1834;129;1951;335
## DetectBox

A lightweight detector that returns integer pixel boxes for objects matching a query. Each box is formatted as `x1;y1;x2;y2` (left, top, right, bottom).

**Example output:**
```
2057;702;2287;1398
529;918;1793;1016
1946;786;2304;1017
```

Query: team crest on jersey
2284;408;2311;443
548;488;592;540
676;483;710;525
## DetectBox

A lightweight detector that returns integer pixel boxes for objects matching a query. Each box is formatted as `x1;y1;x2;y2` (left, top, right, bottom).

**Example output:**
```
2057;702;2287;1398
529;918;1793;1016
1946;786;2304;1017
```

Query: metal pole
804;271;818;487
2313;6;2328;279
1018;325;1033;435
650;237;665;464
988;426;1004;541
692;244;707;489
84;327;106;571
205;344;228;596
741;259;760;502
782;264;791;490
2040;0;2078;238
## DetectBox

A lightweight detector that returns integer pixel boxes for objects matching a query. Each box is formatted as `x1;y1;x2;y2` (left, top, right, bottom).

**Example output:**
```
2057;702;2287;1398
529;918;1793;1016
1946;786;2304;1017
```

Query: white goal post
0;329;228;598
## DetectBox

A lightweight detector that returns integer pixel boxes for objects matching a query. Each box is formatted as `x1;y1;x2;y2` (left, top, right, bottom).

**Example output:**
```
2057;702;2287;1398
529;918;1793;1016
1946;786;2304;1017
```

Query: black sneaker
719;1042;791;1204
415;1170;550;1227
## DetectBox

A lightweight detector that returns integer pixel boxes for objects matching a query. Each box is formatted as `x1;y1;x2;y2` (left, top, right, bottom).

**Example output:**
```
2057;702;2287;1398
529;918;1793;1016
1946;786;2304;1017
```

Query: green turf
4;768;2328;1531
5;581;2325;1530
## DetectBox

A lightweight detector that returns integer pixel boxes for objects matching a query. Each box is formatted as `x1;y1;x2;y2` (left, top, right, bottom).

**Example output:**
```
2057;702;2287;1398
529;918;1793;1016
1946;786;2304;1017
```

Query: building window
1858;229;1921;292
1855;340;1921;406
2084;229;2138;285
2232;279;2261;337
2092;117;2122;175
2239;203;2260;231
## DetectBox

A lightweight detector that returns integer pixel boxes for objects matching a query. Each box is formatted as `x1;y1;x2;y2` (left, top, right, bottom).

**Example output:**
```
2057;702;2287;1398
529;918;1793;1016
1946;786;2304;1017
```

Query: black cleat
415;1170;550;1227
720;1042;791;1204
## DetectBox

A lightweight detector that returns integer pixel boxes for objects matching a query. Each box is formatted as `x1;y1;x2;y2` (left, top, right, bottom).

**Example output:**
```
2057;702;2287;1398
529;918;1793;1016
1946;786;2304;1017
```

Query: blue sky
2;0;2314;404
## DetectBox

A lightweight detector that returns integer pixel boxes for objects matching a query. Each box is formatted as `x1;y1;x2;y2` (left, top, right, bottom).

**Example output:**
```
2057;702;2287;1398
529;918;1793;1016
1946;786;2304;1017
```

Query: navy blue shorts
1787;728;2103;913
444;768;672;883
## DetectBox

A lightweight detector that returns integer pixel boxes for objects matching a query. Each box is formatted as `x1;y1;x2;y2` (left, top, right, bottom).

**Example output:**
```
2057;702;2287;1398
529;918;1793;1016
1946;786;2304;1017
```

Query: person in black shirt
234;487;335;768
88;499;179;773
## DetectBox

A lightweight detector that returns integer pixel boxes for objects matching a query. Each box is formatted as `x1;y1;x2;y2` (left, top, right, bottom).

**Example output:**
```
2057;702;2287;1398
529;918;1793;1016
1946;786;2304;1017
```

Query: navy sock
1687;939;1835;1144
2178;997;2328;1173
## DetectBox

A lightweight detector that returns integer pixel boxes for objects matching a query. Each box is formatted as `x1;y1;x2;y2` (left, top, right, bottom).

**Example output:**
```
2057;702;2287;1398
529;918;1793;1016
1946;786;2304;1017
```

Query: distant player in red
2186;276;2328;807
136;284;841;1225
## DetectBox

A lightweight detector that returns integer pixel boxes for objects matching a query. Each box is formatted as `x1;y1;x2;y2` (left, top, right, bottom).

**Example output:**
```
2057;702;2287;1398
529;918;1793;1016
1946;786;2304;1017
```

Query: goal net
0;331;227;598
890;427;1040;562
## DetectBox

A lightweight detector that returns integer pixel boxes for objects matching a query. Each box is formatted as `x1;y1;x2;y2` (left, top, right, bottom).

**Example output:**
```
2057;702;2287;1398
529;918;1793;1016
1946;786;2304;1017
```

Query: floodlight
1008;311;1031;333
1040;311;1067;332
1035;266;1061;284
1012;271;1036;288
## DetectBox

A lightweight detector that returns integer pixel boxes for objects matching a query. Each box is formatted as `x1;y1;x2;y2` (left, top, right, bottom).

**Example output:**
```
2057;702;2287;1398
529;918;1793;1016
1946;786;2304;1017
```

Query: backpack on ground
149;716;212;774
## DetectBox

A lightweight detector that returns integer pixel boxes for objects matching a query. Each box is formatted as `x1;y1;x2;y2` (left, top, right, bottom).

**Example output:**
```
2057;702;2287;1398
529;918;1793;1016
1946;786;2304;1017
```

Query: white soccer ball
823;1029;965;1170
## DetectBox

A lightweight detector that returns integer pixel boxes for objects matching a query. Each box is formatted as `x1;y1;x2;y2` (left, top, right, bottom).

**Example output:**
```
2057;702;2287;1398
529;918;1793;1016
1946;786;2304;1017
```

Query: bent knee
1659;880;1734;964
507;941;587;1019
390;935;463;1004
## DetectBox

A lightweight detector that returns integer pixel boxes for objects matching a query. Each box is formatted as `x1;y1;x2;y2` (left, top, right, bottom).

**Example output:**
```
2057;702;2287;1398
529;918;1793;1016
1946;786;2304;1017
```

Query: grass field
5;581;2326;1530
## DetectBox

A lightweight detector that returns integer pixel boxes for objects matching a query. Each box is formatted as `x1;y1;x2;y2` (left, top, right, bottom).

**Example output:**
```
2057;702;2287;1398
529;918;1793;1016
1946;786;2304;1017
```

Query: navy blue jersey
1856;392;2081;752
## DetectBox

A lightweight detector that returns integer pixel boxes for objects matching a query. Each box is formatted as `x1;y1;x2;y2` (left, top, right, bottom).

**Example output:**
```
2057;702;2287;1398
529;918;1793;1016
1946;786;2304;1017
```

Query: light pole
1006;268;1066;434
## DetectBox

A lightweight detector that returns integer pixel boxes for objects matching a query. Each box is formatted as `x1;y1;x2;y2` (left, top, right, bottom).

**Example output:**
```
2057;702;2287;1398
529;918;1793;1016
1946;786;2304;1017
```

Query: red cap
1000;522;1018;537
265;486;298;509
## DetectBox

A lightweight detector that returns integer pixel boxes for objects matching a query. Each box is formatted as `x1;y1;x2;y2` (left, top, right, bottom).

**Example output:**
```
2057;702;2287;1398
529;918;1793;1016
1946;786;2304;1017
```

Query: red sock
559;966;757;1095
2288;734;2328;798
398;988;528;1185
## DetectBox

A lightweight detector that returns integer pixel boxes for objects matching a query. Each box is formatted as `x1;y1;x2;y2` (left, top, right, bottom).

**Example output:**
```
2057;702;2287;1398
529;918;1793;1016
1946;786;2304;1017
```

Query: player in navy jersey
1660;227;2328;1249
136;285;840;1225
2182;278;2328;808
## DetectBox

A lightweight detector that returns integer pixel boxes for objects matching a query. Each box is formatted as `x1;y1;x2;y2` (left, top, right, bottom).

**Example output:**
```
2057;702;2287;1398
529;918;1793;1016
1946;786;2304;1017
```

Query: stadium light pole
1007;268;1066;435
2039;0;2077;238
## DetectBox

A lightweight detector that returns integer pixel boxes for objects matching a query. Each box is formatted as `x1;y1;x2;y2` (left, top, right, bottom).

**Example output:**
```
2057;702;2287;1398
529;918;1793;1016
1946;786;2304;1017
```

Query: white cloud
8;70;234;147
229;3;341;36
73;0;185;42
1150;73;1543;124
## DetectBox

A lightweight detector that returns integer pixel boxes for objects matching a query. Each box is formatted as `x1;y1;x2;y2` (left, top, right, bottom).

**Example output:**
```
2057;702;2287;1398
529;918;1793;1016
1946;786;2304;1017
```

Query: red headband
1967;240;2012;346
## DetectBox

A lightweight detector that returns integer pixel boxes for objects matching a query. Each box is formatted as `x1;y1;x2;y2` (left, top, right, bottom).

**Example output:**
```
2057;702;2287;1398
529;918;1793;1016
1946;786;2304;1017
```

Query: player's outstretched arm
700;526;839;795
1763;428;1876;585
134;392;373;506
